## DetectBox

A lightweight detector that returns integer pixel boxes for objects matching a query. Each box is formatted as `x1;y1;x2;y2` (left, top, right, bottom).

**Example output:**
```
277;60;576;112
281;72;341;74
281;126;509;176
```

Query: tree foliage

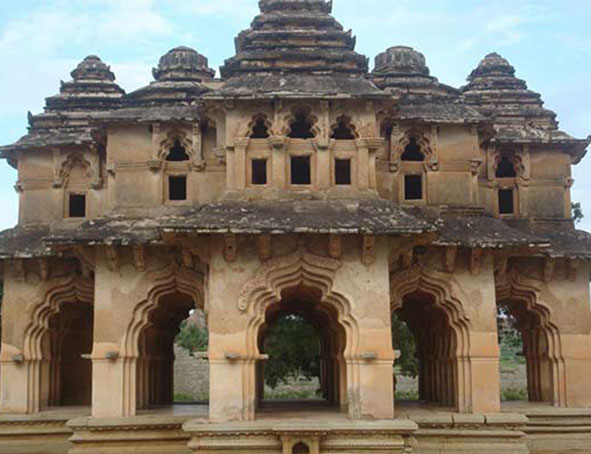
572;202;584;224
175;321;208;353
263;315;320;389
391;312;419;377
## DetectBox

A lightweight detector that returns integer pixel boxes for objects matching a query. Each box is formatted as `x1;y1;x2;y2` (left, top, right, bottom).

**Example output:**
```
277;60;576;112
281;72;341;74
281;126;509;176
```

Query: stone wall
173;345;209;401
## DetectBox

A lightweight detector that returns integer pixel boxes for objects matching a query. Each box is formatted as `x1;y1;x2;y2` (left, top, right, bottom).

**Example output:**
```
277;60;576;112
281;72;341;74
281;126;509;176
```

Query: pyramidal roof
462;53;557;129
45;56;124;112
220;0;368;78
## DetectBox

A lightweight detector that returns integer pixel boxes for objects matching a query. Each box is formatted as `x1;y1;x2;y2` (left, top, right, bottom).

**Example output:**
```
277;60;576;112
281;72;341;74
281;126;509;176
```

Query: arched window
331;116;356;140
496;155;517;178
251;117;270;139
293;442;310;454
288;112;315;139
401;138;425;161
166;140;190;162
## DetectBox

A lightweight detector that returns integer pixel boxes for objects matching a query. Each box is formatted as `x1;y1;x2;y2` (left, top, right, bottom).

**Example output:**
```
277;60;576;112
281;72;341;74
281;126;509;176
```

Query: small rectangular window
291;156;311;185
498;188;515;215
404;175;423;201
169;176;187;201
68;194;86;218
335;159;351;185
252;159;268;185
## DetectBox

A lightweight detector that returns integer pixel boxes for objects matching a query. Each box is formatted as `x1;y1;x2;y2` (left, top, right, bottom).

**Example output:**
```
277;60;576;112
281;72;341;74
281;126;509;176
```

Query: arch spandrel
22;276;94;362
237;248;359;361
121;265;205;360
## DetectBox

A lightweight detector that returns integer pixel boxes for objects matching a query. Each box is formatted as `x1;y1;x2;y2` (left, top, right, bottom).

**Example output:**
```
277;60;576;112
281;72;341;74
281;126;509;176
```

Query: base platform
0;403;590;454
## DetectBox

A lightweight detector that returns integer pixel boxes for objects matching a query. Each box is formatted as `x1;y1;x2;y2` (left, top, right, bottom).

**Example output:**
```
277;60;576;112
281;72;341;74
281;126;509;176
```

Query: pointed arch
390;265;472;412
59;153;93;181
119;265;205;416
21;275;94;412
392;127;435;162
238;248;362;419
248;114;272;139
495;270;566;406
330;115;358;140
284;106;320;139
159;129;194;161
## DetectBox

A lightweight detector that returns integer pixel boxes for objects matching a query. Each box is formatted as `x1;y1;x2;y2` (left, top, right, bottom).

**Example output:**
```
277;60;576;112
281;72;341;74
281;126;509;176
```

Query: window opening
498;189;514;215
252;159;268;185
401;138;425;161
69;194;86;218
291;156;311;185
331;118;355;140
251;117;270;139
169;176;187;201
335;159;351;185
288;113;315;139
404;175;423;200
293;442;311;454
167;140;190;162
496;155;517;178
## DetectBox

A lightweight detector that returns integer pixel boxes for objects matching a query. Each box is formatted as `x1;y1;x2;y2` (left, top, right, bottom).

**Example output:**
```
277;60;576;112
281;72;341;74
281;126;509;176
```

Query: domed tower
214;0;381;97
463;52;589;163
462;53;557;129
373;47;434;88
126;46;215;106
45;55;125;112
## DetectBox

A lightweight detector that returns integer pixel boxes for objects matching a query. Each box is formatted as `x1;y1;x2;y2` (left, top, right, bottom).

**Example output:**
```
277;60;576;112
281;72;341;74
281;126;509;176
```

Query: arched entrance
136;291;196;409
236;249;362;420
394;291;460;408
256;285;345;412
121;267;205;415
496;273;564;406
390;267;471;413
22;277;94;412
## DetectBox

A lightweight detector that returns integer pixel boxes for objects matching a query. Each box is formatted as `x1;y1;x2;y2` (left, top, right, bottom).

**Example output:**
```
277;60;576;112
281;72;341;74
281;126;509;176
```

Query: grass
501;387;528;401
395;389;419;401
265;388;320;400
173;392;195;403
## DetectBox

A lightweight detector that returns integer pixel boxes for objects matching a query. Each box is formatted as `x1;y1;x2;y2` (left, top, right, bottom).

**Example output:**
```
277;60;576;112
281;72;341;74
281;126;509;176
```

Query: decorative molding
223;234;237;263
470;248;482;276
133;246;146;272
328;234;342;259
543;258;555;283
257;234;272;262
444;246;457;273
361;235;375;265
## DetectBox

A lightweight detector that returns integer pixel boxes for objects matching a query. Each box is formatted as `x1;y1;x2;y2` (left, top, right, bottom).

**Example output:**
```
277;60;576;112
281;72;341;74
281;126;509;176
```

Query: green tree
572;202;584;224
175;321;208;353
391;312;419;377
263;315;320;389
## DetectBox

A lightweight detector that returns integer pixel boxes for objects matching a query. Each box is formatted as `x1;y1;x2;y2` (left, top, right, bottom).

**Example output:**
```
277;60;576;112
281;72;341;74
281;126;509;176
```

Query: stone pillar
544;261;591;407
459;252;501;413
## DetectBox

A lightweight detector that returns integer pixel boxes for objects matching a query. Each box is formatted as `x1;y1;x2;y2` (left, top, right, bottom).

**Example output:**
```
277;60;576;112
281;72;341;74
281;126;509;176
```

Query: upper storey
0;0;589;231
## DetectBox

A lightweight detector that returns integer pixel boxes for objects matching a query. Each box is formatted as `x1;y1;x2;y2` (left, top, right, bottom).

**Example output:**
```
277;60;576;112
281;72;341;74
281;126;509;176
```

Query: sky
0;0;589;231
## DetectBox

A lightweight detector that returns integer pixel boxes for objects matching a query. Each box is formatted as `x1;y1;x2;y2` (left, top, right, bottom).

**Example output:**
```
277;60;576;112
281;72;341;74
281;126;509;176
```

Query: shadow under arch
496;271;566;406
390;266;472;412
22;276;94;413
120;266;205;416
238;249;361;419
256;285;346;411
